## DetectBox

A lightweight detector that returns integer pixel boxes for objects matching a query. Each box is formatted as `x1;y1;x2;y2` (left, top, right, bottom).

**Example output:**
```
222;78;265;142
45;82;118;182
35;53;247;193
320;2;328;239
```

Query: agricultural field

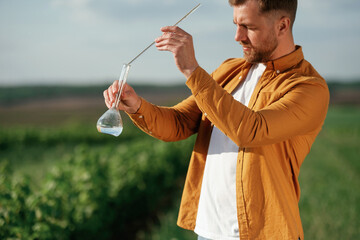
0;84;359;239
146;105;360;240
0;120;196;239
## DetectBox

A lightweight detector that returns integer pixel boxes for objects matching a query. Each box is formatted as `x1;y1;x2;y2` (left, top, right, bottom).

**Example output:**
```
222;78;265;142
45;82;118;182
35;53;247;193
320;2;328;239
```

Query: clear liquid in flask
97;107;123;136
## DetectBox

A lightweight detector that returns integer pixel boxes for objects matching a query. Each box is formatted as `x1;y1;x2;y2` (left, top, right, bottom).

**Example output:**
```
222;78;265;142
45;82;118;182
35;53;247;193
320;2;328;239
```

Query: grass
1;102;359;239
144;105;360;240
299;106;360;239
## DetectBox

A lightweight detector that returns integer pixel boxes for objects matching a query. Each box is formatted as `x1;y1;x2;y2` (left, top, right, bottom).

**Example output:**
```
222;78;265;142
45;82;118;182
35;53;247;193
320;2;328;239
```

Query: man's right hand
103;81;142;114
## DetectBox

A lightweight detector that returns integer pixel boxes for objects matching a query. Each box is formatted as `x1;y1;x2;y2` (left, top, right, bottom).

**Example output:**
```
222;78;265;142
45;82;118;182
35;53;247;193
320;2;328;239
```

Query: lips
240;42;251;52
242;45;251;52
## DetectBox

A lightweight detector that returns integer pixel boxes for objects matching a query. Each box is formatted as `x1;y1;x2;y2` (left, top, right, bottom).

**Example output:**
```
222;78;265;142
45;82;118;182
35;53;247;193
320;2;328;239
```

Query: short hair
229;0;298;28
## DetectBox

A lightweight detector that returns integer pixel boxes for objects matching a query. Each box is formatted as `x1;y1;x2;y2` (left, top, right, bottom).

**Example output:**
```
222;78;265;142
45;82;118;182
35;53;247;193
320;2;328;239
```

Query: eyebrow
233;20;255;28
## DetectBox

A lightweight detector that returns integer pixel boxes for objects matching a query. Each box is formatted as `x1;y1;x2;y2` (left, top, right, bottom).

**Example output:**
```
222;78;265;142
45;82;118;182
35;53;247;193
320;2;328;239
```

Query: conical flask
96;4;200;137
97;64;131;136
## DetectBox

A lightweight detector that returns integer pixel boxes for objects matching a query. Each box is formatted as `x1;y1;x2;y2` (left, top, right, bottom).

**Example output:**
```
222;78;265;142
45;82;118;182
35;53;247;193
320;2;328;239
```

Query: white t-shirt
194;63;266;240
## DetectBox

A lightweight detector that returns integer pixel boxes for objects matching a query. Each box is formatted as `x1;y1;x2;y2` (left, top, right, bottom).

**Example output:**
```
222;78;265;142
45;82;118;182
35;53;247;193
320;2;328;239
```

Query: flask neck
114;63;131;109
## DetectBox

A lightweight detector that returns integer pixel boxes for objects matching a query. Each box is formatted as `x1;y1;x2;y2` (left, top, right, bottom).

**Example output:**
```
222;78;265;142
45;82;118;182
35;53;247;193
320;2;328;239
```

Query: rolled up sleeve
128;95;202;142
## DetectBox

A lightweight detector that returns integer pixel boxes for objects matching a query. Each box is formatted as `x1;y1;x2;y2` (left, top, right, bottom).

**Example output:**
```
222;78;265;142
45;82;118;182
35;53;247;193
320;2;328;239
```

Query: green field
0;122;195;239
146;106;360;240
0;85;359;239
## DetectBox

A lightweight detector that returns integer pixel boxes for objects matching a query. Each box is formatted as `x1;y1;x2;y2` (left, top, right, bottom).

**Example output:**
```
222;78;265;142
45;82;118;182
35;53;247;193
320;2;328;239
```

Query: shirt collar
265;45;304;74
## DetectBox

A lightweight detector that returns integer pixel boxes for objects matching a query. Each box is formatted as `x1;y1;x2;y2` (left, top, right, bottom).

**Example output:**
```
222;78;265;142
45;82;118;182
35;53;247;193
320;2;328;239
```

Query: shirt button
276;70;280;74
204;113;207;117
139;115;143;119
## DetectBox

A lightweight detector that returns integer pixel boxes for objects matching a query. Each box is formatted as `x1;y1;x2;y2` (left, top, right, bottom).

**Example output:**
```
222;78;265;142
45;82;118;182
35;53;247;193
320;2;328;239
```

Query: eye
240;25;250;32
246;25;257;31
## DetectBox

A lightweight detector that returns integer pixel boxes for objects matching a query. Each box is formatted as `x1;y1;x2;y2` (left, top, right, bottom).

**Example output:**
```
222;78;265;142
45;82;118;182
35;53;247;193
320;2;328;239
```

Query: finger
103;90;112;108
111;80;119;94
160;26;186;35
109;80;119;102
155;37;181;51
155;32;170;43
156;26;178;42
156;31;185;43
121;83;129;97
107;86;115;103
103;89;109;103
156;43;173;52
160;25;176;33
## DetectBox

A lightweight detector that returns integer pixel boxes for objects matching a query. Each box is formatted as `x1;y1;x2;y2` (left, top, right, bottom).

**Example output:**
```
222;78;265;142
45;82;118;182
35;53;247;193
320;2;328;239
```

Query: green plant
0;129;195;239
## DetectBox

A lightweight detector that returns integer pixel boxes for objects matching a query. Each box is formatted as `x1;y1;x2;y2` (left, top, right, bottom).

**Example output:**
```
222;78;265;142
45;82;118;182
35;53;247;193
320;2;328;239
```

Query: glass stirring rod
97;3;201;137
128;3;201;65
113;3;201;111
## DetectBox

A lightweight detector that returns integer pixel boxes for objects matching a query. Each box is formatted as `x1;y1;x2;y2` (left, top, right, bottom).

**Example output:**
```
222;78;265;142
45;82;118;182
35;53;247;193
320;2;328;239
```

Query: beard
241;32;278;63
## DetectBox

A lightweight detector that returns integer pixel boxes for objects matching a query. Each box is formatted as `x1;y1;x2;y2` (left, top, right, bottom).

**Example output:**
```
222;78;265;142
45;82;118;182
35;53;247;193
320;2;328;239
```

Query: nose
235;25;247;42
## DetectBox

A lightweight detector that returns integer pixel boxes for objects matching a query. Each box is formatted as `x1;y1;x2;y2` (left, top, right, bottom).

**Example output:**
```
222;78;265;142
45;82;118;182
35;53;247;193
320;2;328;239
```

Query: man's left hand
155;26;199;78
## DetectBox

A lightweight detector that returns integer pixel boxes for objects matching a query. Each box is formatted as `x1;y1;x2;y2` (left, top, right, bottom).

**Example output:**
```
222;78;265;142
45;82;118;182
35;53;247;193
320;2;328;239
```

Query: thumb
121;83;132;97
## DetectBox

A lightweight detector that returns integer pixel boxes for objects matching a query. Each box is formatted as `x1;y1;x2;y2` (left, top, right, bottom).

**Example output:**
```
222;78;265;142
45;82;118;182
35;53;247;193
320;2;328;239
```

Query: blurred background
0;0;359;239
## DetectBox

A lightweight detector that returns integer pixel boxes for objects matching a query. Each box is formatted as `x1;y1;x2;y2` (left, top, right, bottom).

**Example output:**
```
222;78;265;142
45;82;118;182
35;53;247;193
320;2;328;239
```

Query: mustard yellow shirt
129;46;329;240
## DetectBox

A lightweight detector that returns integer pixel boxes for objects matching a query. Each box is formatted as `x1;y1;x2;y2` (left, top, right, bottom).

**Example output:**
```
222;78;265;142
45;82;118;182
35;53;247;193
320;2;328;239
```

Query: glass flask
97;63;131;136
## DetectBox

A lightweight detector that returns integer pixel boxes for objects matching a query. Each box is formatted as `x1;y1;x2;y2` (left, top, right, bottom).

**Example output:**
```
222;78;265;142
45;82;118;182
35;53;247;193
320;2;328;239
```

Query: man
103;0;329;239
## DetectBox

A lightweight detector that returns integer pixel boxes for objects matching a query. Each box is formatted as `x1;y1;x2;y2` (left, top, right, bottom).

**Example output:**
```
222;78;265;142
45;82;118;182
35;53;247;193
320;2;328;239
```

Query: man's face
233;1;279;63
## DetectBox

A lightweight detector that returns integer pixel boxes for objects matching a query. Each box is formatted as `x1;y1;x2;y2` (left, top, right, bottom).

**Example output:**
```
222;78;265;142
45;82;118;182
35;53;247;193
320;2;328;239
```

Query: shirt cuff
127;97;151;133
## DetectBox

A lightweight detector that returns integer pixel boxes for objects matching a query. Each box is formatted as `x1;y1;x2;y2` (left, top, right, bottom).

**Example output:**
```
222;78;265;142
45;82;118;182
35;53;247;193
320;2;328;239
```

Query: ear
277;16;291;37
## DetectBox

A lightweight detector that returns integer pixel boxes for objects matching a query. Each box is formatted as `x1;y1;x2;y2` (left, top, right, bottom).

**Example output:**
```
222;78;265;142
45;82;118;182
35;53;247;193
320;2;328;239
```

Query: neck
271;34;296;60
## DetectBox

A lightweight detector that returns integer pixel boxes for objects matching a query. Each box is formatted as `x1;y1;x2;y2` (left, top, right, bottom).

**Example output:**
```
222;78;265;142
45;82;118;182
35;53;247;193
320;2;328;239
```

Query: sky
0;0;359;86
